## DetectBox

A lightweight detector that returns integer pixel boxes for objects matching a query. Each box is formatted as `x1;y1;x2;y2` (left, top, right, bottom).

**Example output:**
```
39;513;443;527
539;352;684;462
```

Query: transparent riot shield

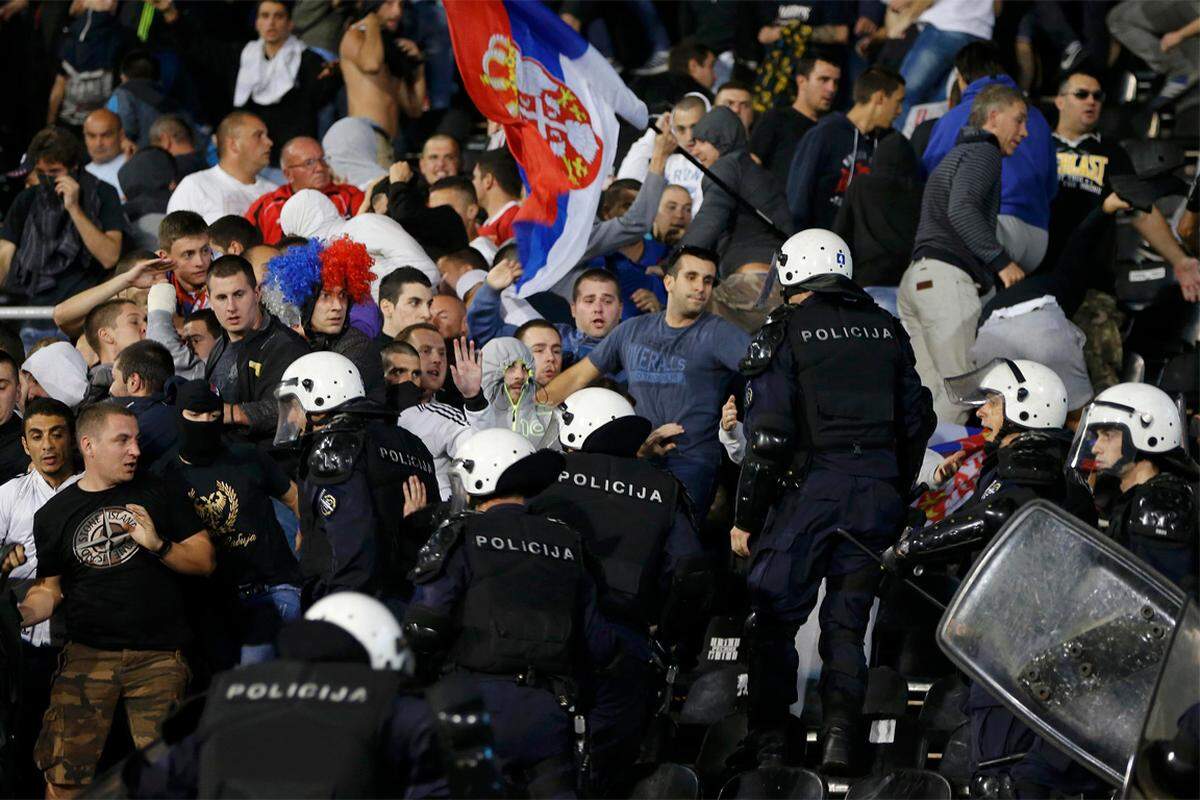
1121;599;1199;799
936;499;1186;785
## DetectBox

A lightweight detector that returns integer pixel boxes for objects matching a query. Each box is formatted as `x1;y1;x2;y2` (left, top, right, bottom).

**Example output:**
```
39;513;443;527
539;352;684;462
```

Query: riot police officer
530;387;710;797
1071;382;1198;595
274;352;440;608
128;592;449;798
403;428;618;798
888;359;1103;799
886;358;1096;569
729;229;935;772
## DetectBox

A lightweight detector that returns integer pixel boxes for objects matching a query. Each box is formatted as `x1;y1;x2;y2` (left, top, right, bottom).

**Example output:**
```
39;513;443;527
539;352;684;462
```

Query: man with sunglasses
1050;71;1200;301
244;137;364;245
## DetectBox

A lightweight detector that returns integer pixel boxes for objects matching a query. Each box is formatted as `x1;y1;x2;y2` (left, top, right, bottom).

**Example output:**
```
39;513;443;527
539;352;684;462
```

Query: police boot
819;713;860;775
969;772;1017;799
726;726;788;775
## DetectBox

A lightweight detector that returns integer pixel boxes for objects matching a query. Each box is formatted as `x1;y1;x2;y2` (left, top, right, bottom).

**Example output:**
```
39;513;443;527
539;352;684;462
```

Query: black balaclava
176;379;225;464
386;380;425;413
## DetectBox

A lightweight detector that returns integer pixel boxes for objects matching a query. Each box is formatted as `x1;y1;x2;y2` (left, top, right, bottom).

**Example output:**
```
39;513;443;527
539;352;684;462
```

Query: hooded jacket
22;343;89;409
832;132;923;288
679;107;792;278
466;337;560;450
119;147;177;220
786;111;877;232
912;127;1009;290
922;74;1057;230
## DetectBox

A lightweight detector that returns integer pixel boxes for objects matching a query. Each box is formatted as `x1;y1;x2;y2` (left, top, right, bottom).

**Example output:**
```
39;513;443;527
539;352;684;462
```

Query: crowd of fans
0;0;1195;796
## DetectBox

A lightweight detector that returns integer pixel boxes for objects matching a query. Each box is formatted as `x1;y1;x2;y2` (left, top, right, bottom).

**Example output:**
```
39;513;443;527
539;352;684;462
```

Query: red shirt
476;201;521;247
245;182;365;244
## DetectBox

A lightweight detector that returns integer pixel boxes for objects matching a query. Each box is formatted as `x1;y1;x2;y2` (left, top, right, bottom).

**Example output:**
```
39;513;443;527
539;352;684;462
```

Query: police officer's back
730;229;935;771
529;387;710;796
274;352;439;606
404;428;617;798
129;593;447;798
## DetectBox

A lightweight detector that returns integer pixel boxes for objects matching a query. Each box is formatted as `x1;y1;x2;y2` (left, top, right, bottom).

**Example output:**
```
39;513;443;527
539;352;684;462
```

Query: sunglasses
1068;89;1105;102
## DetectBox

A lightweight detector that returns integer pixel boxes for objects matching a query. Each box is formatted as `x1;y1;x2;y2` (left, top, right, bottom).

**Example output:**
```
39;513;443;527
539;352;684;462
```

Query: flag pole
662;135;791;242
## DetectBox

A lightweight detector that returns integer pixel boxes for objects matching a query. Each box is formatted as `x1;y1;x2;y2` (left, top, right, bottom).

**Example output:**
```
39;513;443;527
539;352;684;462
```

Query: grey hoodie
466;337;560;450
679;107;793;277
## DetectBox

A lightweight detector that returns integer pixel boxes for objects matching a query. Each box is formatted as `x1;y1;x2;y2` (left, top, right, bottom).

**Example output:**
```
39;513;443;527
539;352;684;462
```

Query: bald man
167;111;278;224
244;136;363;244
83;109;129;199
430;294;467;339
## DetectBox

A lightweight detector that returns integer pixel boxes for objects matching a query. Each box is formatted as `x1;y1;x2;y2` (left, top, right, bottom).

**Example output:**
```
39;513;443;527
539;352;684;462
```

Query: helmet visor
1068;405;1137;477
944;358;1018;408
448;467;472;514
274;395;308;447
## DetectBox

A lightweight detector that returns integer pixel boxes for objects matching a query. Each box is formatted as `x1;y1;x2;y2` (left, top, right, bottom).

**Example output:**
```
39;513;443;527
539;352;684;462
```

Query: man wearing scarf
156;0;341;166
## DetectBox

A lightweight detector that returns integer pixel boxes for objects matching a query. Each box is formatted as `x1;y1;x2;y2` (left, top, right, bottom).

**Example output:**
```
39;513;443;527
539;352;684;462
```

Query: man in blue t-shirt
544;246;750;518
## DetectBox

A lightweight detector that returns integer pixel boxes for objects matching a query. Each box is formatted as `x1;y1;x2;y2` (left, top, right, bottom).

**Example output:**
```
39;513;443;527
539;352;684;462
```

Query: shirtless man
339;0;427;140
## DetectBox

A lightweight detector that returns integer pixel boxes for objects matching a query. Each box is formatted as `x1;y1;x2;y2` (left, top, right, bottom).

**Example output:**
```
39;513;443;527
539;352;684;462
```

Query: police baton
834;528;947;612
657;129;791;242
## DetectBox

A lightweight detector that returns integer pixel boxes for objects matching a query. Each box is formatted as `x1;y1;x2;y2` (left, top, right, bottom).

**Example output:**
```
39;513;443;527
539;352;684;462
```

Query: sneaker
1149;73;1199;111
631;49;669;76
1059;40;1085;73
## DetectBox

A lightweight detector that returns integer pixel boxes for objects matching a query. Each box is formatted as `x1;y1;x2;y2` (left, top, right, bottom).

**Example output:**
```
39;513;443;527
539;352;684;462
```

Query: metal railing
0;306;54;320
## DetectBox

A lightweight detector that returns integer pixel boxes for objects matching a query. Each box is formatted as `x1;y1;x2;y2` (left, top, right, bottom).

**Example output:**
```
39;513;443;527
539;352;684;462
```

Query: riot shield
1121;599;1200;799
936;500;1186;786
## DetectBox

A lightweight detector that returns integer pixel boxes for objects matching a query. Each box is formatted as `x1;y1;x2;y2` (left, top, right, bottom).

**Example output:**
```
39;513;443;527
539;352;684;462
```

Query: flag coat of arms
444;0;649;295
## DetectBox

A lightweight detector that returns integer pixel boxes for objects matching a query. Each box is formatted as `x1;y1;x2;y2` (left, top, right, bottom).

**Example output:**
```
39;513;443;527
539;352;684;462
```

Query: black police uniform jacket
530;451;681;629
301;418;439;599
1107;471;1198;596
741;278;934;483
412;506;590;678
196;660;403;797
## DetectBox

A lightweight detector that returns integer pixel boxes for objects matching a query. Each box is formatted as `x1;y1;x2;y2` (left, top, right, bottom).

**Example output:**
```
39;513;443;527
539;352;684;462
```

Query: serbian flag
445;0;649;296
913;424;988;524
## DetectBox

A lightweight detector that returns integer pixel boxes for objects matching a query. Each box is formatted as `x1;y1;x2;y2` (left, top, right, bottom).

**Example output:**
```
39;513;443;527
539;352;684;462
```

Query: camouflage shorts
34;642;189;787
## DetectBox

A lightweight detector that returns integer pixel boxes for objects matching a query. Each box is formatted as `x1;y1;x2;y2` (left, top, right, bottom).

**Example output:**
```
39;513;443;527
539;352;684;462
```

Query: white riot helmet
1069;383;1185;476
945;358;1069;431
558;387;636;449
274;351;365;445
304;592;414;674
450;428;565;508
774;228;853;290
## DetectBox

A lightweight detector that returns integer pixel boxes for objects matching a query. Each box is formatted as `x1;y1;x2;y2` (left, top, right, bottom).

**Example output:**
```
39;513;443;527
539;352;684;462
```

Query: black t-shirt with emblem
158;443;300;589
1047;133;1135;276
33;476;205;651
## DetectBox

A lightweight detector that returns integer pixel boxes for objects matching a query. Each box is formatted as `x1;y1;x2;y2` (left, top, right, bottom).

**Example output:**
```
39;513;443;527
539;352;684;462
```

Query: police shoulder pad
739;304;797;377
410;513;474;584
1129;475;1196;543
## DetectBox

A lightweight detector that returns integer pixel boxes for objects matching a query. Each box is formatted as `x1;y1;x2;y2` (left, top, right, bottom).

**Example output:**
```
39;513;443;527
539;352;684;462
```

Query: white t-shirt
617;128;705;213
167;164;278;224
0;470;82;647
85;153;127;200
918;0;995;40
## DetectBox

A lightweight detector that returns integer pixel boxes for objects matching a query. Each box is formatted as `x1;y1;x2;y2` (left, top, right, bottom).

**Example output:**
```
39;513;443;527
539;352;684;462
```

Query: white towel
234;35;305;107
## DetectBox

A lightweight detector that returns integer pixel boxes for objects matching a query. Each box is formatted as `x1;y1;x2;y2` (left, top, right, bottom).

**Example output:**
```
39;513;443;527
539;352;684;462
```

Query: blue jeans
664;455;719;522
238;583;302;665
899;25;983;124
18;321;67;357
408;0;455;111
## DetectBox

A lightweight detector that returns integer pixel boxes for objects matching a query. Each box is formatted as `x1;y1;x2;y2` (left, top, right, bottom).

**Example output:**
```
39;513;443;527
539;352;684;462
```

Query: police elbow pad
734;421;793;534
403;605;453;656
897;496;1018;564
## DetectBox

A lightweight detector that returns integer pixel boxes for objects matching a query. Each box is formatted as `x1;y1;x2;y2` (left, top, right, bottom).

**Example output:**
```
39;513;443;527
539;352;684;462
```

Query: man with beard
545;246;750;518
